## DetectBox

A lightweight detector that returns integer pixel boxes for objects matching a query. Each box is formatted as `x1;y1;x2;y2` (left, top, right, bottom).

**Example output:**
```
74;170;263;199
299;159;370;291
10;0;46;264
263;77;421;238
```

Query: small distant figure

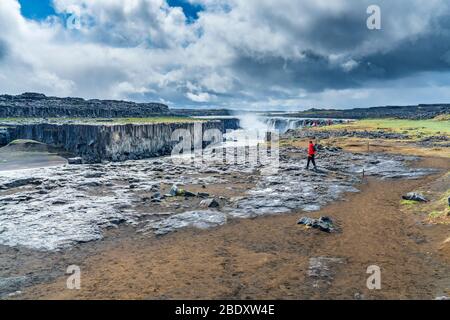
306;140;317;170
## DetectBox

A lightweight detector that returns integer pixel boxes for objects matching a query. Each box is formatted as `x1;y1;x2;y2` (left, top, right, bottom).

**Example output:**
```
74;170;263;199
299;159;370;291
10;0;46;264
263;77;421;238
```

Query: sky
1;0;450;110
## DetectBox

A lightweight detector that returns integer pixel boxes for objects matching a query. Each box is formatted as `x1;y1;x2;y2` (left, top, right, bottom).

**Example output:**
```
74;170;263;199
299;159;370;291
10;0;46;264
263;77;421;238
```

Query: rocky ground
285;128;450;148
0;127;448;299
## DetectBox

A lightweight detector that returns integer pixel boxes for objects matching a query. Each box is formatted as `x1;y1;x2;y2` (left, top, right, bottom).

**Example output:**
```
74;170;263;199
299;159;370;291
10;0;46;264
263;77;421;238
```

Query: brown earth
17;156;450;300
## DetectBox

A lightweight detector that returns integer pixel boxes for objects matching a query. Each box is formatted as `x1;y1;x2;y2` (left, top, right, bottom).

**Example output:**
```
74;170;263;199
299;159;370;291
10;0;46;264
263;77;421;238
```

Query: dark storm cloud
232;52;359;92
358;34;450;80
229;6;450;94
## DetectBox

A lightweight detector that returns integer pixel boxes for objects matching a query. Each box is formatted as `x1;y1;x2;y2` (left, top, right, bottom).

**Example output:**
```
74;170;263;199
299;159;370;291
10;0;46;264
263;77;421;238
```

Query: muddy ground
2;157;448;300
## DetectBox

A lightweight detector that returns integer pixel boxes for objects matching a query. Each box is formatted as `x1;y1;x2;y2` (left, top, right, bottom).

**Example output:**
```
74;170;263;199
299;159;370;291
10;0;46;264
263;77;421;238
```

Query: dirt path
18;158;450;300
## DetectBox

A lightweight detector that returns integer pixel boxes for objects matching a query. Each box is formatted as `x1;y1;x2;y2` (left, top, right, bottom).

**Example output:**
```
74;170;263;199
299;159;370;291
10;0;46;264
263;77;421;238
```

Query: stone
197;192;210;198
200;198;220;209
298;216;335;233
184;190;197;197
0;178;42;189
169;185;181;196
68;157;83;165
402;192;429;202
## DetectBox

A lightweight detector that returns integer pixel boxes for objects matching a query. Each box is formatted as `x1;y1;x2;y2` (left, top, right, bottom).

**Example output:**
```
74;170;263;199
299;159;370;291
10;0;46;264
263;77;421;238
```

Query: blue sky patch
167;0;203;21
18;0;56;20
18;0;203;22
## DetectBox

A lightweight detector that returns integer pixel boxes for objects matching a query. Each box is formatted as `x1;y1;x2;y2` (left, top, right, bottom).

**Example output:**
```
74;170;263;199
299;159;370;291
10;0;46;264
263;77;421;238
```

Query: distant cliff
1;92;448;120
282;104;450;120
0;93;170;118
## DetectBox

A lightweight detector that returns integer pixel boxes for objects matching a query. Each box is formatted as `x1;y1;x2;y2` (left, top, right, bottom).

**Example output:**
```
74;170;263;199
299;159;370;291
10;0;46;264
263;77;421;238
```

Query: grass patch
429;211;445;219
0;117;204;124
322;118;450;138
427;188;450;222
91;117;204;124
401;199;420;206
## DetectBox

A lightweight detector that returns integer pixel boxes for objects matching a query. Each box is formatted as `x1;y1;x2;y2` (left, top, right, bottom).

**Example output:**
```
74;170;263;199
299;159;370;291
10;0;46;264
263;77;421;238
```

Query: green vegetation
427;188;450;221
0;117;204;124
400;199;420;206
429;211;445;219
90;117;204;124
324;118;450;137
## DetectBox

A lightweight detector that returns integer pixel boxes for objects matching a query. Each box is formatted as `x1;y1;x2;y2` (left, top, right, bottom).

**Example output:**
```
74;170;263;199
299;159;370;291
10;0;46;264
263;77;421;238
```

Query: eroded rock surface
0;143;436;251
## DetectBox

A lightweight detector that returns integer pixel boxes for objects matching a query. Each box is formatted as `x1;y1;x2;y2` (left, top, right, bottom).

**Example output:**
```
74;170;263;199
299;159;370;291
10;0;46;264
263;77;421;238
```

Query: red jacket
308;143;316;156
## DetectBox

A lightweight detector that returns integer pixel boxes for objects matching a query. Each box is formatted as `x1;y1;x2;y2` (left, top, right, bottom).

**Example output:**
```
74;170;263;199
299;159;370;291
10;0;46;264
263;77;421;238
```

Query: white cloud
0;0;450;109
186;91;213;102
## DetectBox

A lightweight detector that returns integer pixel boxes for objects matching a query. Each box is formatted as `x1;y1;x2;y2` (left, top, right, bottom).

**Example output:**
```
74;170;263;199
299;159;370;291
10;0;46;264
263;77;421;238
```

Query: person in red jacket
306;140;317;170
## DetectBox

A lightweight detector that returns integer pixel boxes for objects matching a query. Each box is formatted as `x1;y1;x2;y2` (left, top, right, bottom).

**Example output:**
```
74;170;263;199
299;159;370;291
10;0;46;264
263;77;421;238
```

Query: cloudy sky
1;0;450;110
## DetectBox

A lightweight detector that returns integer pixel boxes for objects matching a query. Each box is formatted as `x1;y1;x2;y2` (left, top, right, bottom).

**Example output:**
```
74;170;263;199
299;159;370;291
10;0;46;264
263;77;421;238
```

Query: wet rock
198;192;210;198
184;190;197;197
200;198;220;209
141;210;227;235
84;172;103;178
0;178;42;189
0;276;29;298
298;216;335;233
81;181;102;187
169;185;181;196
68;157;83;165
152;192;161;199
52;200;68;205
402;192;429;202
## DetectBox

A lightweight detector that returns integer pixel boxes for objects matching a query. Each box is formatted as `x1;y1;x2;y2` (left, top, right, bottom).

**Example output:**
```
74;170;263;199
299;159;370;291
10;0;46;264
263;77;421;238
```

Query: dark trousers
306;155;316;169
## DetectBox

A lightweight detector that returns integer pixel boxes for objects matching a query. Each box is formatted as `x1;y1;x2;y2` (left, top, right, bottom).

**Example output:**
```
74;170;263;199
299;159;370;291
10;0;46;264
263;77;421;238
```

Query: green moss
400;199;419;206
94;117;204;124
0;117;204;124
429;211;444;219
324;118;450;138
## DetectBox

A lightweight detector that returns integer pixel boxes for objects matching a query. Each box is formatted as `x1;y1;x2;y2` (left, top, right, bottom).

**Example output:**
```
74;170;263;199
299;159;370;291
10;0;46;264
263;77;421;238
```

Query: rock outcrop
1;121;226;163
0;92;170;118
283;104;450;120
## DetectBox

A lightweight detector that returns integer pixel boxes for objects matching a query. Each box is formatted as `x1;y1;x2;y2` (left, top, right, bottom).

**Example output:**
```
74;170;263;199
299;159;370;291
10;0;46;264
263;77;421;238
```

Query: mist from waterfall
234;112;306;134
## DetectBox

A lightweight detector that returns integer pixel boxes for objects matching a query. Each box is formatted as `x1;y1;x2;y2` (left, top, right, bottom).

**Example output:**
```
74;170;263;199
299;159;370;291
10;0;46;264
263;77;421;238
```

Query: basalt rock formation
1;121;226;163
284;104;450;120
0;92;170;118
